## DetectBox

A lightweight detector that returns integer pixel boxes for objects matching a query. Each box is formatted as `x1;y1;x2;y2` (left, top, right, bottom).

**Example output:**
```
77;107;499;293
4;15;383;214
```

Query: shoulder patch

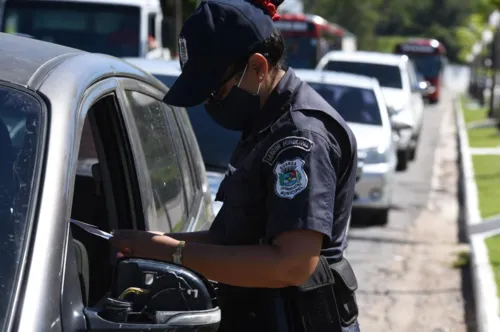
262;136;313;166
273;158;308;199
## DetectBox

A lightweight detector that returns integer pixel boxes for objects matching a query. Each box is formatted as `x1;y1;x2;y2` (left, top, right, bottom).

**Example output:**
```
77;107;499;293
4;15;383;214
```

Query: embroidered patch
273;158;308;199
179;36;188;68
262;136;313;165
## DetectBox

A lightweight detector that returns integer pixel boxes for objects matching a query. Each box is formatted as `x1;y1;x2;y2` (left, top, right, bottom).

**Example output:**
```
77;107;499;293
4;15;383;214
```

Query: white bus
1;0;170;59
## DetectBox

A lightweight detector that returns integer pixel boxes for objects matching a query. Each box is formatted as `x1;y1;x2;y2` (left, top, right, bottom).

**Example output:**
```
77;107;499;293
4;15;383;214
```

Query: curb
455;97;500;332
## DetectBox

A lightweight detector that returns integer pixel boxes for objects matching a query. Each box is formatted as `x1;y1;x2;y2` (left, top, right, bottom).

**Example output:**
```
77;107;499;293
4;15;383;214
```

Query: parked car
316;51;427;171
294;69;398;225
0;33;220;331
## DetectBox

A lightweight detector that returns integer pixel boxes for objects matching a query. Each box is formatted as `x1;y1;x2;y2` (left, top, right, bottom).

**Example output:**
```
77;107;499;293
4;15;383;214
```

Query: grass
461;96;500;148
462;95;500;301
472;155;500;219
485;235;500;301
451;250;471;269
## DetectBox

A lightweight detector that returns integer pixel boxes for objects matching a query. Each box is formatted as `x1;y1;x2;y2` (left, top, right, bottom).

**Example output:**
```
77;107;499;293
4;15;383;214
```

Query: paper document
70;219;113;240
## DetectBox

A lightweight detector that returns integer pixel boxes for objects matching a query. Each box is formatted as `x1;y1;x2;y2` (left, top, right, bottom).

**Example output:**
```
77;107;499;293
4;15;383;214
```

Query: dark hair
229;0;286;75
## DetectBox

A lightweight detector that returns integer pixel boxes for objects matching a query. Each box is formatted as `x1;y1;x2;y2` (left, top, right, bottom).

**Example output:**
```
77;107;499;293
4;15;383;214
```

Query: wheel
396;149;409;171
371;209;389;226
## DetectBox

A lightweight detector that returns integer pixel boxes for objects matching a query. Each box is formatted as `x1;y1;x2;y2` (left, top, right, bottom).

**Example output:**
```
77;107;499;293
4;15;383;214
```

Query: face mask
205;65;262;131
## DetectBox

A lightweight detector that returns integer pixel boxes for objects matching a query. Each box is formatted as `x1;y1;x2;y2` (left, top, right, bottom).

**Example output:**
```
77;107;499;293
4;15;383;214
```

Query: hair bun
252;0;282;21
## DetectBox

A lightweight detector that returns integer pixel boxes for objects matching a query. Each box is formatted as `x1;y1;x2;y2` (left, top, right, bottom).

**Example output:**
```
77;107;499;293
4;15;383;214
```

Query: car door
52;77;149;330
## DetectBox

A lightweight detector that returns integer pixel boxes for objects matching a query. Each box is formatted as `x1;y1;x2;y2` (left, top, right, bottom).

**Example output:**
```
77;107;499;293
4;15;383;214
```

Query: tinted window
173;107;206;189
0;86;43;330
125;91;186;232
2;1;140;57
155;74;240;171
325;61;403;89
307;82;382;126
163;105;195;210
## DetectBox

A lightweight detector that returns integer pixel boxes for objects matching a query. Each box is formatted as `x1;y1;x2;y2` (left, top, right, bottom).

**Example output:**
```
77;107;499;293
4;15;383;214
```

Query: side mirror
84;258;220;331
391;118;413;131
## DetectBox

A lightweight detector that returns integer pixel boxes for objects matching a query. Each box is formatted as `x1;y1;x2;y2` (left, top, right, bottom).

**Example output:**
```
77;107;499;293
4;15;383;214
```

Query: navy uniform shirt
210;68;357;264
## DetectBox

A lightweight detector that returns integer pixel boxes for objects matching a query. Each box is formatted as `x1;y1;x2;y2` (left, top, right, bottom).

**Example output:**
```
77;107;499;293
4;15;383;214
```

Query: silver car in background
294;70;397;225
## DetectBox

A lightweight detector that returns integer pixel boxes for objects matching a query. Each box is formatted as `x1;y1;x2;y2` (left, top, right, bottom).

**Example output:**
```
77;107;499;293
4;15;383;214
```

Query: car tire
372;209;389;226
396;149;409;171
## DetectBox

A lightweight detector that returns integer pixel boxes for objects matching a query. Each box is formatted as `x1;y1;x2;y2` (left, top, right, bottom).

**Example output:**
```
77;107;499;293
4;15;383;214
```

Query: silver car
294;69;398;225
316;51;427;171
0;33;220;331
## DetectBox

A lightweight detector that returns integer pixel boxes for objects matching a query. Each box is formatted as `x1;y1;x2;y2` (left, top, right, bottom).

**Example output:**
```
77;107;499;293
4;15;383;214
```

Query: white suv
316;51;426;171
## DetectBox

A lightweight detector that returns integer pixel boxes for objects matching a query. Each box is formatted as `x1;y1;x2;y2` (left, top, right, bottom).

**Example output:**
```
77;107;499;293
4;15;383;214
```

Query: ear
248;53;269;83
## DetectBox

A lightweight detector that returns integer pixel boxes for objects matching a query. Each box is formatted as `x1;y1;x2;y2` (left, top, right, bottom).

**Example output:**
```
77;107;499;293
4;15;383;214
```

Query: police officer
110;0;360;331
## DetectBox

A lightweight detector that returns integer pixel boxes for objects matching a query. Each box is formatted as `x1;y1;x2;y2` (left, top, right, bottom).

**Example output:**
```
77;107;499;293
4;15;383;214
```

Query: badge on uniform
274;157;308;199
262;136;313;166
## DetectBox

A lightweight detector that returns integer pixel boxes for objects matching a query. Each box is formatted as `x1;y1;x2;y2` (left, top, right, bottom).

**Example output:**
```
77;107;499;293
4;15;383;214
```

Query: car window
0;85;43;330
171;106;206;189
407;62;418;87
125;90;187;232
307;82;383;126
162;104;196;210
325;61;403;89
154;74;240;172
2;1;141;57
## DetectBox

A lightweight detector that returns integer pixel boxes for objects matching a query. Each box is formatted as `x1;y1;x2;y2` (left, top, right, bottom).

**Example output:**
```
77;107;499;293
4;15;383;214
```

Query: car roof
294;69;378;90
319;51;408;67
123;58;182;77
0;33;166;91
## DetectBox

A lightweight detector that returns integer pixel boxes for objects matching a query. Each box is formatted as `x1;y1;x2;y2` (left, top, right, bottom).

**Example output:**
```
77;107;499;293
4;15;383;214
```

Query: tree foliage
304;0;500;63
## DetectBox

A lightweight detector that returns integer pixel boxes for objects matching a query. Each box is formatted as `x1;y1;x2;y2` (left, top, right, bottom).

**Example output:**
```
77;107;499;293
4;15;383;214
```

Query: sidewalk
458;96;500;332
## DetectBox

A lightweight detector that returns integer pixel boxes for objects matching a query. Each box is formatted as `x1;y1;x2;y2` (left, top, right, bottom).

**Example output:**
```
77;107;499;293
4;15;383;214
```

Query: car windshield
2;1;140;57
407;54;442;78
155;74;240;171
325;61;403;89
0;86;43;330
307;82;382;126
282;36;318;69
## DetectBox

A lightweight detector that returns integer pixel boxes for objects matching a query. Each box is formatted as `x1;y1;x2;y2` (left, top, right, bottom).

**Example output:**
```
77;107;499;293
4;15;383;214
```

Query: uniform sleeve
263;129;340;243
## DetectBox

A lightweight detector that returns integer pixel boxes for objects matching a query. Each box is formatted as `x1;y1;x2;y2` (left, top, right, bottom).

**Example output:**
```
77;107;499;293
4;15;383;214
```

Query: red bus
274;13;350;69
394;38;447;103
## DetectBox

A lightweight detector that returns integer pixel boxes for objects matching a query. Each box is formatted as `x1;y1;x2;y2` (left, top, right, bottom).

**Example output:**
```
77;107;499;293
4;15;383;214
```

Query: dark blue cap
163;0;276;107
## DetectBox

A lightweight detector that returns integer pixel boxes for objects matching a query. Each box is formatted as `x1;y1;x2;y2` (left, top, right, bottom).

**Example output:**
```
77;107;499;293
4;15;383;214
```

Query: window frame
61;78;145;318
115;78;202;233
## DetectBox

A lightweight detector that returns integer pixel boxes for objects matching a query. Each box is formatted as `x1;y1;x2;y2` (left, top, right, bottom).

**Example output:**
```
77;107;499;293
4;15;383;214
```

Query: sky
278;0;304;14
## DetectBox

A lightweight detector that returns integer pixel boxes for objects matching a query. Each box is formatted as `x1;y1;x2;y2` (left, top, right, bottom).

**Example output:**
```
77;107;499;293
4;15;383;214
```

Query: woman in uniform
111;0;360;331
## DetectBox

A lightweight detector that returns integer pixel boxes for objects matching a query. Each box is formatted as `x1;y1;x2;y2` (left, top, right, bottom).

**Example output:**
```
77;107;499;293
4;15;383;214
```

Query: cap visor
163;66;222;108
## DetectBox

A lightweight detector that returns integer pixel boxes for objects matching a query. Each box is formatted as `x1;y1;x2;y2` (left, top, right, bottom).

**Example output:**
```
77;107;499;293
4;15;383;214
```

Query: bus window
1;1;141;57
283;36;317;69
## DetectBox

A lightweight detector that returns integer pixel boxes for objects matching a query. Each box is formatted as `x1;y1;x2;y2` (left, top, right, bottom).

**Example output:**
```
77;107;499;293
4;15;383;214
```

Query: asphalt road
346;65;475;331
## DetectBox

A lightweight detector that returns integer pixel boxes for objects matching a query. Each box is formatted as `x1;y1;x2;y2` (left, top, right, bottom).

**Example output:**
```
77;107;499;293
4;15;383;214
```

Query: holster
216;256;358;332
282;256;359;331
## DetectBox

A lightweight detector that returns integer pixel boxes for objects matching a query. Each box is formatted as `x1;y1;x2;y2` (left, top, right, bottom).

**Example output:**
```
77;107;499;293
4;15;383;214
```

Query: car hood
347;122;385;150
206;171;225;216
381;87;408;110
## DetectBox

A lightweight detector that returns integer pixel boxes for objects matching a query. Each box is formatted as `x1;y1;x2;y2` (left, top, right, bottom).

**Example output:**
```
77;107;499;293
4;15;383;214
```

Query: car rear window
325;61;403;89
307;82;383;126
